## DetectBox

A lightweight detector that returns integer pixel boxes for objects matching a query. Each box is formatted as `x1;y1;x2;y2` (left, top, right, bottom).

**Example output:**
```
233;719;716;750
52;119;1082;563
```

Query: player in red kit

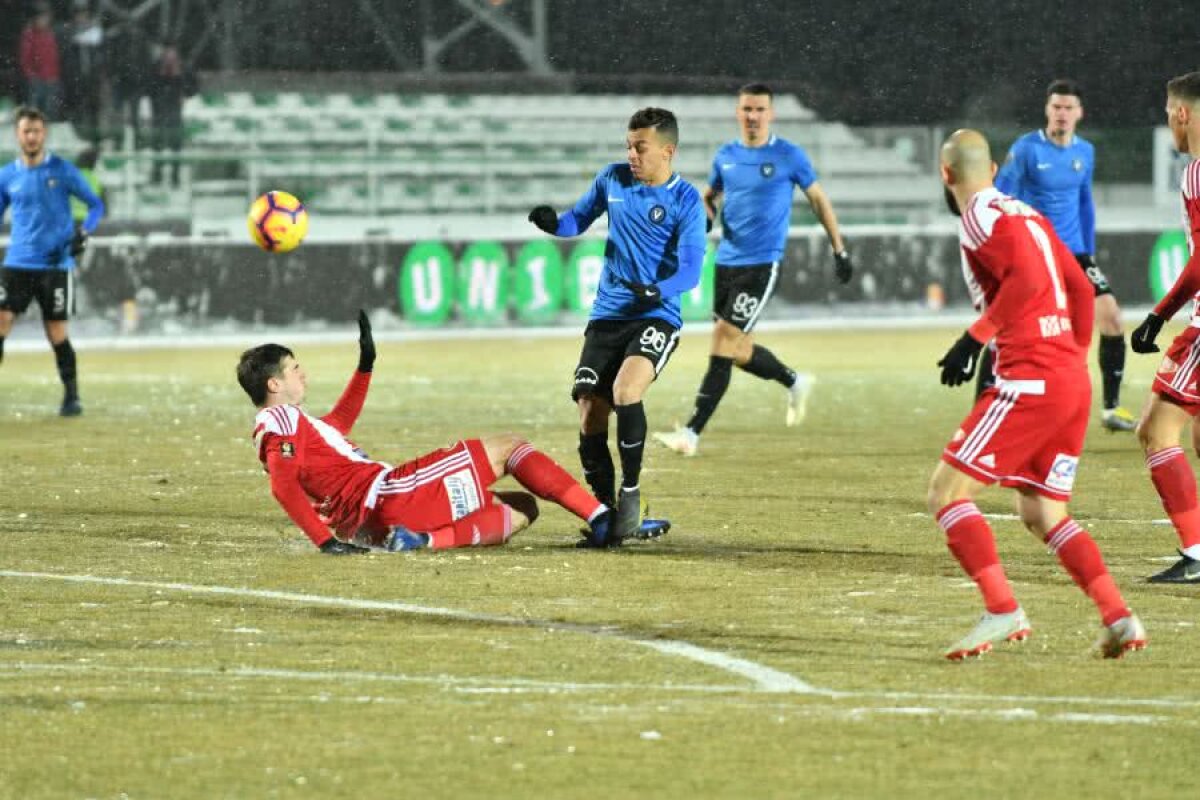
236;312;615;554
927;129;1145;660
1129;70;1200;583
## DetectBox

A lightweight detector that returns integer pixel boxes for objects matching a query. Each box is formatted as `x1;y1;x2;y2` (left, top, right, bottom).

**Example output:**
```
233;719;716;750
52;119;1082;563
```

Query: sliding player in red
1129;70;1200;583
237;312;612;554
928;129;1144;660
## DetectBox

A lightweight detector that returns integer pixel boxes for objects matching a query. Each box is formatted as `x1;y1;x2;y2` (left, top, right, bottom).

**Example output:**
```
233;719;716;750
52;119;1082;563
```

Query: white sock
1180;544;1200;561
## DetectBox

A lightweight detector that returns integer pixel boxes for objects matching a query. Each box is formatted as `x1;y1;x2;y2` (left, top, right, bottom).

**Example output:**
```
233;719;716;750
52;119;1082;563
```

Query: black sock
739;345;796;388
686;355;733;434
53;339;78;401
578;431;616;510
975;346;996;400
1099;334;1126;410
614;401;647;490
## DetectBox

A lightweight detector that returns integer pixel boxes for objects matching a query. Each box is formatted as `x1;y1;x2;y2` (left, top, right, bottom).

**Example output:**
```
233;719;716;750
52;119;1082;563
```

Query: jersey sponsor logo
574;366;599;386
759;162;775;178
639;326;667;353
648;205;666;224
443;468;481;520
1071;159;1084;172
1038;314;1073;338
279;441;295;458
1045;454;1079;493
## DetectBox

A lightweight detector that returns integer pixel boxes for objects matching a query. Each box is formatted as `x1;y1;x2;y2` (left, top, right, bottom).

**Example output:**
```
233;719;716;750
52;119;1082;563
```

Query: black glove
938;331;985;387
69;226;88;258
319;538;369;555
1131;313;1165;354
356;309;376;373
617;277;662;307
833;249;853;284
1076;253;1096;269
528;205;558;234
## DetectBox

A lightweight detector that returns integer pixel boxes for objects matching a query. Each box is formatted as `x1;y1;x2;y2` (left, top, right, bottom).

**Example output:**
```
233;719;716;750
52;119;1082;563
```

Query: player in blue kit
654;83;853;457
528;107;706;547
0;106;104;416
993;79;1135;432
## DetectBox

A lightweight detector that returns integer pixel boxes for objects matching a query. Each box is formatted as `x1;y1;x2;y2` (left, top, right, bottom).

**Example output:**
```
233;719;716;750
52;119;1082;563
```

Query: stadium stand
1;92;934;223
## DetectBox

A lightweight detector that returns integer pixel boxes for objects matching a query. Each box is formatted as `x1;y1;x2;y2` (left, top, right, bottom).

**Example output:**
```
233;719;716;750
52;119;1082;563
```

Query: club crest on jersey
648;205;666;224
47;178;58;188
279;441;295;458
760;162;775;178
1071;159;1084;172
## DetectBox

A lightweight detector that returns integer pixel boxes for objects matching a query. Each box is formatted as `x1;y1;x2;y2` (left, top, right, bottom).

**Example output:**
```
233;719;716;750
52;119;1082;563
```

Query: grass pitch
1;326;1196;799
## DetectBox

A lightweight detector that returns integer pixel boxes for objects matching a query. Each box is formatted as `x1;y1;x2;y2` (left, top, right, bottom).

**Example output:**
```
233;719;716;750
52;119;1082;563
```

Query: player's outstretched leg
934;499;1029;660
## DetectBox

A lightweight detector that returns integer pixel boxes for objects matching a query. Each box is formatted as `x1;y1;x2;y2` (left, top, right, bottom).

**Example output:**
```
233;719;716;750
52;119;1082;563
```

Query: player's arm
65;163;105;234
263;438;338;550
321;311;375;434
1134;175;1200;352
801;183;853;284
1058;236;1095;348
703;153;724;229
528;167;609;237
994;141;1024;197
1079;155;1097;256
618;193;706;303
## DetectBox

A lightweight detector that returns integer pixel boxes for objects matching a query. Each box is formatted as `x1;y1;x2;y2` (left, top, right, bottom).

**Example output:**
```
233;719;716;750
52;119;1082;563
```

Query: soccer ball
247;191;309;253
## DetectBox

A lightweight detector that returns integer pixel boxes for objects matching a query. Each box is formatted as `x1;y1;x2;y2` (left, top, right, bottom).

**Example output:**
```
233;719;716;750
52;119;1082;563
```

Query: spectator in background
60;1;104;143
150;39;192;186
19;3;62;119
108;24;152;149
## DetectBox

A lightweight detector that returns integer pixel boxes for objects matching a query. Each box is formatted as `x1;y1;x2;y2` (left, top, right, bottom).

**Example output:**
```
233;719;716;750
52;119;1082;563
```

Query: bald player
928;129;1144;660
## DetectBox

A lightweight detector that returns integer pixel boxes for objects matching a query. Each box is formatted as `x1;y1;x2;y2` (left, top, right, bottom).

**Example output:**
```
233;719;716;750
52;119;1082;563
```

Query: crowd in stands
15;0;195;185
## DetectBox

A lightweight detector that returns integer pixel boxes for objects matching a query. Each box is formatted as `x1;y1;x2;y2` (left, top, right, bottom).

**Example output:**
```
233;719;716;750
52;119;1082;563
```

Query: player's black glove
356;309;376;373
319;538;369;555
617;277;662;307
1130;313;1165;354
528;205;558;235
938;331;985;387
833;249;853;284
69;226;88;258
1076;253;1096;270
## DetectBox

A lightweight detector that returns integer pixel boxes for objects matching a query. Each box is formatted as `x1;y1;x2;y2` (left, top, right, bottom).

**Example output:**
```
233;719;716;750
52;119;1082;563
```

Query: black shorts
714;262;780;332
1074;254;1113;297
572;318;680;403
0;267;75;320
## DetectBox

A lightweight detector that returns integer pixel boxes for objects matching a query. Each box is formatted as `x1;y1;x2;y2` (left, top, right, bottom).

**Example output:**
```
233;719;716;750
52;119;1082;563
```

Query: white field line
0;570;815;695
0;662;746;695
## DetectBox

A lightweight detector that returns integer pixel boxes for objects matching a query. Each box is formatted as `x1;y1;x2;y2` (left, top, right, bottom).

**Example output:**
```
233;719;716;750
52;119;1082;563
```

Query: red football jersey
252;371;390;546
1153;160;1200;326
958;187;1095;380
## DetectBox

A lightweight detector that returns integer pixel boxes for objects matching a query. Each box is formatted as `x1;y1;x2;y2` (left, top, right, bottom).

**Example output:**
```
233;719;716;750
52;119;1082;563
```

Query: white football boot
786;373;815;427
944;608;1032;661
652;426;699;457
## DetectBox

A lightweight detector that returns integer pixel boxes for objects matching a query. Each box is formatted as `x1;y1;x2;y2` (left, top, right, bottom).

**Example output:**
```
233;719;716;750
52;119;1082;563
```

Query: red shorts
941;377;1089;501
1153;326;1200;415
363;439;498;534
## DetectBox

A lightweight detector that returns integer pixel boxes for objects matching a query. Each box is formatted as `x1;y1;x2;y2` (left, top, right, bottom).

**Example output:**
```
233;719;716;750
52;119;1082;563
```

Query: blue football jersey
994;130;1095;255
0;153;104;270
709;135;817;266
566;163;706;327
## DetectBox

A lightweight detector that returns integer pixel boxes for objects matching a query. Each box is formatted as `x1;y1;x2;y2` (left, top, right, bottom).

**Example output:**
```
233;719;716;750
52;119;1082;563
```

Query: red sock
1147;447;1200;549
1044;517;1130;626
936;500;1018;614
506;442;603;521
428;505;512;550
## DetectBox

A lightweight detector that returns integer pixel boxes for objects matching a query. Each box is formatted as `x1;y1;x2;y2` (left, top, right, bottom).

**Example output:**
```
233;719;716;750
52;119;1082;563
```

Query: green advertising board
399;241;455;325
512;240;565;324
456;240;509;324
564;239;606;312
1149;230;1190;302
